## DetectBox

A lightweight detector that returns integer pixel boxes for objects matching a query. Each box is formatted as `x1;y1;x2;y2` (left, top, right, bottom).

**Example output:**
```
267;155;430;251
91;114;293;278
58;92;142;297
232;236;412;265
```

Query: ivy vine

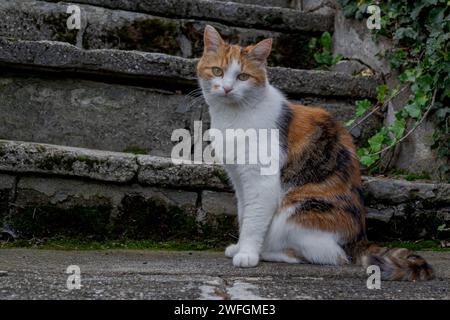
337;0;449;180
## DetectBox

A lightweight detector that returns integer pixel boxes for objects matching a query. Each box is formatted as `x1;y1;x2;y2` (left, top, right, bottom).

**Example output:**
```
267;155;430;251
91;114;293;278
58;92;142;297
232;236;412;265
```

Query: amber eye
211;67;223;77
237;73;250;81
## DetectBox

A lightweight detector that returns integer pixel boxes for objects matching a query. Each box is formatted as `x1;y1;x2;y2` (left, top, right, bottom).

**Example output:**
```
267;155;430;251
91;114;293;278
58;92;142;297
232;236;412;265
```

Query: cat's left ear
248;38;273;65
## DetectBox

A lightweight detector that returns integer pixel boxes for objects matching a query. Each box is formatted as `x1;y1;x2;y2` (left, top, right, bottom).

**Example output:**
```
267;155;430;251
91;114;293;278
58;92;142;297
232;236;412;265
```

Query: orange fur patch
197;44;266;85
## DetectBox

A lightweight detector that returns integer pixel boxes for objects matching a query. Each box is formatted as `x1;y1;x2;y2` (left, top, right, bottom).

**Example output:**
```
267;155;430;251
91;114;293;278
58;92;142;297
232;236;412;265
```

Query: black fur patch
281;116;351;187
293;198;335;214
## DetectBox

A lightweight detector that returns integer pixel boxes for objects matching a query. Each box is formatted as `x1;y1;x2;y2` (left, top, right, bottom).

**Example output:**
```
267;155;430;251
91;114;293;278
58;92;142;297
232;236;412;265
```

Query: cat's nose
223;86;233;94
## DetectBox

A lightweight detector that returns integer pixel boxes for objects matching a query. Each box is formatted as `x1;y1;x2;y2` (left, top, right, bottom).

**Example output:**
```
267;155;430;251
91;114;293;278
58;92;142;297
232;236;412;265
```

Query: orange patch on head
197;25;270;86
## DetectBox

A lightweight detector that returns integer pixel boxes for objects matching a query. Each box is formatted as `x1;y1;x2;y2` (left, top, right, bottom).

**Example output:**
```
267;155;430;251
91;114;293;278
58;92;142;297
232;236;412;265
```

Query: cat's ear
203;25;224;54
248;38;272;65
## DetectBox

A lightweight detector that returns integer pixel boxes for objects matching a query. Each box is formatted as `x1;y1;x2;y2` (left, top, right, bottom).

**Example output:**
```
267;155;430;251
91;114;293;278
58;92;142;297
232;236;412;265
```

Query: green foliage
309;32;343;68
339;0;449;179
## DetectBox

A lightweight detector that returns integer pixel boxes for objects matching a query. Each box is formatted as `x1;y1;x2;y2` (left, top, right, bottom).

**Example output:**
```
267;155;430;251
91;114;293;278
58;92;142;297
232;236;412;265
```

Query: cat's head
197;25;272;107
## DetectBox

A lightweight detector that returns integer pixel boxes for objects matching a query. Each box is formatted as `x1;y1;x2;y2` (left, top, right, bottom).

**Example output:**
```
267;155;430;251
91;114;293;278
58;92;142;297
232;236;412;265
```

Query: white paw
225;244;239;258
233;251;260;268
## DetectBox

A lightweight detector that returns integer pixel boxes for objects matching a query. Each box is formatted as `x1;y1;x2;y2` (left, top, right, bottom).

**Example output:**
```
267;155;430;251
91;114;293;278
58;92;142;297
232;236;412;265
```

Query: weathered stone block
362;176;450;205
366;203;450;241
0;140;138;183
0;74;197;157
202;191;237;216
363;176;450;240
332;9;391;75
137;155;230;190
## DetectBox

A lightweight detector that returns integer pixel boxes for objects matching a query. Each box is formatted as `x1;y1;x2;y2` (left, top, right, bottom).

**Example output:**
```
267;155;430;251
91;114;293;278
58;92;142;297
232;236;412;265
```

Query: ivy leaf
389;118;406;139
436;107;450;120
415;90;428;107
368;129;387;153
359;154;379;167
416;74;433;92
394;27;418;41
355;99;371;117
404;103;421;118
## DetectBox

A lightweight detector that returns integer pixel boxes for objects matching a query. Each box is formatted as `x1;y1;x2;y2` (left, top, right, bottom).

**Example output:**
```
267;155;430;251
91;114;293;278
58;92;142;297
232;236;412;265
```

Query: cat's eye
211;67;223;77
237;73;250;81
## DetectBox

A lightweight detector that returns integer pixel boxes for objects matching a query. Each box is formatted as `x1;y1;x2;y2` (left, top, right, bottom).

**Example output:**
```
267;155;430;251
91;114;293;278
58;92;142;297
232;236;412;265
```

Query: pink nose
223;86;233;94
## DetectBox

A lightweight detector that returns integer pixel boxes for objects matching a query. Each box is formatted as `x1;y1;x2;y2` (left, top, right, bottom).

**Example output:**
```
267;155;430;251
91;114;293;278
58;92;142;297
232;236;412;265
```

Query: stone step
0;140;449;241
0;39;382;155
42;0;335;33
0;0;323;69
215;0;335;13
0;38;380;99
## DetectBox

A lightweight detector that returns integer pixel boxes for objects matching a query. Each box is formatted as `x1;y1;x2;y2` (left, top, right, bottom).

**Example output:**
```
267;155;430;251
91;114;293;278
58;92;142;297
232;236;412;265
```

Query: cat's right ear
204;25;224;54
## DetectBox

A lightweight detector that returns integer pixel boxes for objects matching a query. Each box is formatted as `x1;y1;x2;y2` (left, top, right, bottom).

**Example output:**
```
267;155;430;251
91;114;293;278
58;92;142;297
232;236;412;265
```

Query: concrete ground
0;249;449;300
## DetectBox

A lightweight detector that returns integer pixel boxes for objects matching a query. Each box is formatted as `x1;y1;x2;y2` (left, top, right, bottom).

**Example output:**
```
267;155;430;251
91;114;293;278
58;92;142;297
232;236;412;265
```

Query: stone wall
0;140;449;241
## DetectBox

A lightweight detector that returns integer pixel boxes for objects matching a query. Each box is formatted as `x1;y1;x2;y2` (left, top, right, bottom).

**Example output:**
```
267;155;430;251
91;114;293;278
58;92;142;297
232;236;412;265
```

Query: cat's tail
348;240;435;281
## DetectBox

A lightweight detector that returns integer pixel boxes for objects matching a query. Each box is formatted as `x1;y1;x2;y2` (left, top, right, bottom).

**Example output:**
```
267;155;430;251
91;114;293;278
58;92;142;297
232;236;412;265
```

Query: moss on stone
0;238;224;251
213;168;229;186
386;168;432;181
123;146;148;155
36;154;101;172
112;194;236;245
10;203;112;239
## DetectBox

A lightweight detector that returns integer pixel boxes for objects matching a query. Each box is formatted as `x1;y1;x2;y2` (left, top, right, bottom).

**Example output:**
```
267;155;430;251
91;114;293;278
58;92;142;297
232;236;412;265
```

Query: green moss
386;168;432;181
123;146;148;155
0;239;223;251
92;18;179;54
213;168;229;185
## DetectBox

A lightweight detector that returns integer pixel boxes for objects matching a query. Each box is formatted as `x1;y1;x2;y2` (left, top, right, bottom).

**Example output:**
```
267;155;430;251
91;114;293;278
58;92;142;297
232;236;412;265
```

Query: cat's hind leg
291;228;349;265
266;207;348;265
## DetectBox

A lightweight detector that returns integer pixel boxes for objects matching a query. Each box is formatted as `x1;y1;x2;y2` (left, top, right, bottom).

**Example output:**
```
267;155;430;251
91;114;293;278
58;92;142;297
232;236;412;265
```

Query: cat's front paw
233;251;259;268
225;243;239;258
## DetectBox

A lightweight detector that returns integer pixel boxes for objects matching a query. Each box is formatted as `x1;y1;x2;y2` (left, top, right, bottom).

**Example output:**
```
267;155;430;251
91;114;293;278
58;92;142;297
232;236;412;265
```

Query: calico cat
197;25;434;281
